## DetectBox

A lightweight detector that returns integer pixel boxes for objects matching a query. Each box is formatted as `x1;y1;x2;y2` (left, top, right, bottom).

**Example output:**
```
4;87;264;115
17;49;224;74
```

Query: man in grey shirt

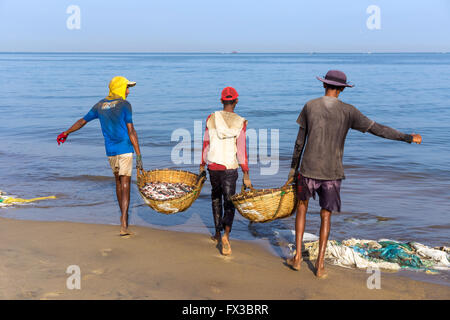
286;70;422;278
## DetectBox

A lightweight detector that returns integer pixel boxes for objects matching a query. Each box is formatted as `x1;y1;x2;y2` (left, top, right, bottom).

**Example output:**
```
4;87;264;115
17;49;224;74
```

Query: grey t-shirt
296;96;374;180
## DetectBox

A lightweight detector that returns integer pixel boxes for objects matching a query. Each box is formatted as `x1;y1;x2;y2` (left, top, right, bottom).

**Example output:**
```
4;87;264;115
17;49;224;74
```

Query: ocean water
0;53;449;283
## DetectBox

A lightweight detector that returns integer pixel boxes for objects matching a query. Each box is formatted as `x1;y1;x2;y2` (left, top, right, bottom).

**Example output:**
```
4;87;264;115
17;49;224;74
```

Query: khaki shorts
108;153;133;177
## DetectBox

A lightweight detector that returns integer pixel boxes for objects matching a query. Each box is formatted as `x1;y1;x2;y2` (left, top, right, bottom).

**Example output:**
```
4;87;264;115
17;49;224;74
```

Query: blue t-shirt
83;98;134;156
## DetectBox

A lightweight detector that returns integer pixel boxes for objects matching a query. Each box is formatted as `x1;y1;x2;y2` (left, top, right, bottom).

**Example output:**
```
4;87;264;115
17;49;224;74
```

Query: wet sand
0;217;448;300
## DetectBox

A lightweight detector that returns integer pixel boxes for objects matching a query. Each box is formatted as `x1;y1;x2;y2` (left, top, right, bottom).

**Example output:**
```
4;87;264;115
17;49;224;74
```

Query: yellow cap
106;76;136;100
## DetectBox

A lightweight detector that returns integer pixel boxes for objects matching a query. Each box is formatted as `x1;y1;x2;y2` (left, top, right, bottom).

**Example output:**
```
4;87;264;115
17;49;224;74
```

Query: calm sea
0;53;449;283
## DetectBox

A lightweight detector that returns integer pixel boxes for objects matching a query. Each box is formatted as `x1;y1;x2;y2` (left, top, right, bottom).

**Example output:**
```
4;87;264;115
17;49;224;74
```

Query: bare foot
120;228;134;237
286;255;303;271
315;267;328;279
210;233;221;243
221;236;232;256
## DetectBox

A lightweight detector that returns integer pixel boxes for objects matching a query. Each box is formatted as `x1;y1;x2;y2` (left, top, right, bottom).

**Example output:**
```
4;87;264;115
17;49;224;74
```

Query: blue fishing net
351;241;424;269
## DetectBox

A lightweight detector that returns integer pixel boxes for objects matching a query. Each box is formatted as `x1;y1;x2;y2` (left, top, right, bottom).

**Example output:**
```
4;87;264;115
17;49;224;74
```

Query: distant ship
231;51;238;54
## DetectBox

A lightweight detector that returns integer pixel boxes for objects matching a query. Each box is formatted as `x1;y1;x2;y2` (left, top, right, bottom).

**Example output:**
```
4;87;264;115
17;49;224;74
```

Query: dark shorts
297;174;342;212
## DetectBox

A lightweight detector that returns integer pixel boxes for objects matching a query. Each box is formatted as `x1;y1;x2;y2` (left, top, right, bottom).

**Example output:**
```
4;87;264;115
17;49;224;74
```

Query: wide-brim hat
317;70;354;87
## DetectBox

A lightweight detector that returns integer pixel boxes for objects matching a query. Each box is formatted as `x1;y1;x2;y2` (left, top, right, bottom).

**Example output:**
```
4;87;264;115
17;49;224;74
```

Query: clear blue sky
1;0;449;52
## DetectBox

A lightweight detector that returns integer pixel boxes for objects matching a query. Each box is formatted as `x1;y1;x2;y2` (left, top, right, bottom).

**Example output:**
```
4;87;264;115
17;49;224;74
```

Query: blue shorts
297;174;342;212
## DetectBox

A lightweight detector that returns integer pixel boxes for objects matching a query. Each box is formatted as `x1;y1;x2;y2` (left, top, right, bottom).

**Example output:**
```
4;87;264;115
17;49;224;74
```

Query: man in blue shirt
57;76;143;236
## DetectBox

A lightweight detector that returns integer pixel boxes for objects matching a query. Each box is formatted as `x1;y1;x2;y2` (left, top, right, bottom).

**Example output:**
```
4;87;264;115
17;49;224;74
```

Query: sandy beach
0;217;448;300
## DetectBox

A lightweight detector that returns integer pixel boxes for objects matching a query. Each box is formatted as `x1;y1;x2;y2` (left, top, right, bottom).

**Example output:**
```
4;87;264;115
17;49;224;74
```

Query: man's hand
288;168;297;180
243;172;252;189
57;132;68;145
199;164;205;174
411;134;422;144
136;154;143;170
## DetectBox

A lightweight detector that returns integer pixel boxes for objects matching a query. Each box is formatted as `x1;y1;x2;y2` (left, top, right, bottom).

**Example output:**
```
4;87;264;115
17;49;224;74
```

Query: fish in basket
230;177;297;223
137;168;206;214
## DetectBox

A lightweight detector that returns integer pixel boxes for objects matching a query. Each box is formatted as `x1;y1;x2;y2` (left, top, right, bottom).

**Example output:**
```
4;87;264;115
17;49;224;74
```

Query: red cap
221;87;239;101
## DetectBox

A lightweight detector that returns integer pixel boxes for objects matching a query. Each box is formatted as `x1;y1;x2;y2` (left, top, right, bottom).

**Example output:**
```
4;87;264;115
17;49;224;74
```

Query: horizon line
0;51;448;54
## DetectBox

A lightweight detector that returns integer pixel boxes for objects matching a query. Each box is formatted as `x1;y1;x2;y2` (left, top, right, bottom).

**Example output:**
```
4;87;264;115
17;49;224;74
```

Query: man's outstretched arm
65;118;87;135
350;106;422;144
368;122;422;144
57;118;87;145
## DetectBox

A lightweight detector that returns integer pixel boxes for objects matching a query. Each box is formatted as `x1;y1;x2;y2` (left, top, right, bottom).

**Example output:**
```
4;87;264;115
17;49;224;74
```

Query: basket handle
241;184;256;193
240;177;293;194
137;167;145;178
269;176;296;220
281;176;295;190
196;170;207;186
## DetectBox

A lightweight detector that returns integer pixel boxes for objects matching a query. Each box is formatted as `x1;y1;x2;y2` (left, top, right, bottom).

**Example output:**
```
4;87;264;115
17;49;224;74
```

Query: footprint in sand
92;269;105;275
217;254;233;262
82;274;94;280
82;269;105;280
211;286;221;294
100;248;112;257
21;290;39;299
39;259;51;266
206;280;223;294
210;284;222;294
40;292;63;300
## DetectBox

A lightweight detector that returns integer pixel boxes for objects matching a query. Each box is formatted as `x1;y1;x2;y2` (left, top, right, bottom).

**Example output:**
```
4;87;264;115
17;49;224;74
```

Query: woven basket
231;177;297;223
136;168;206;214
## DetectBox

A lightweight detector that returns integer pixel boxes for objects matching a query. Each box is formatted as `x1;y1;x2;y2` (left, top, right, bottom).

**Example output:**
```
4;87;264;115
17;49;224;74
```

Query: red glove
57;132;68;145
